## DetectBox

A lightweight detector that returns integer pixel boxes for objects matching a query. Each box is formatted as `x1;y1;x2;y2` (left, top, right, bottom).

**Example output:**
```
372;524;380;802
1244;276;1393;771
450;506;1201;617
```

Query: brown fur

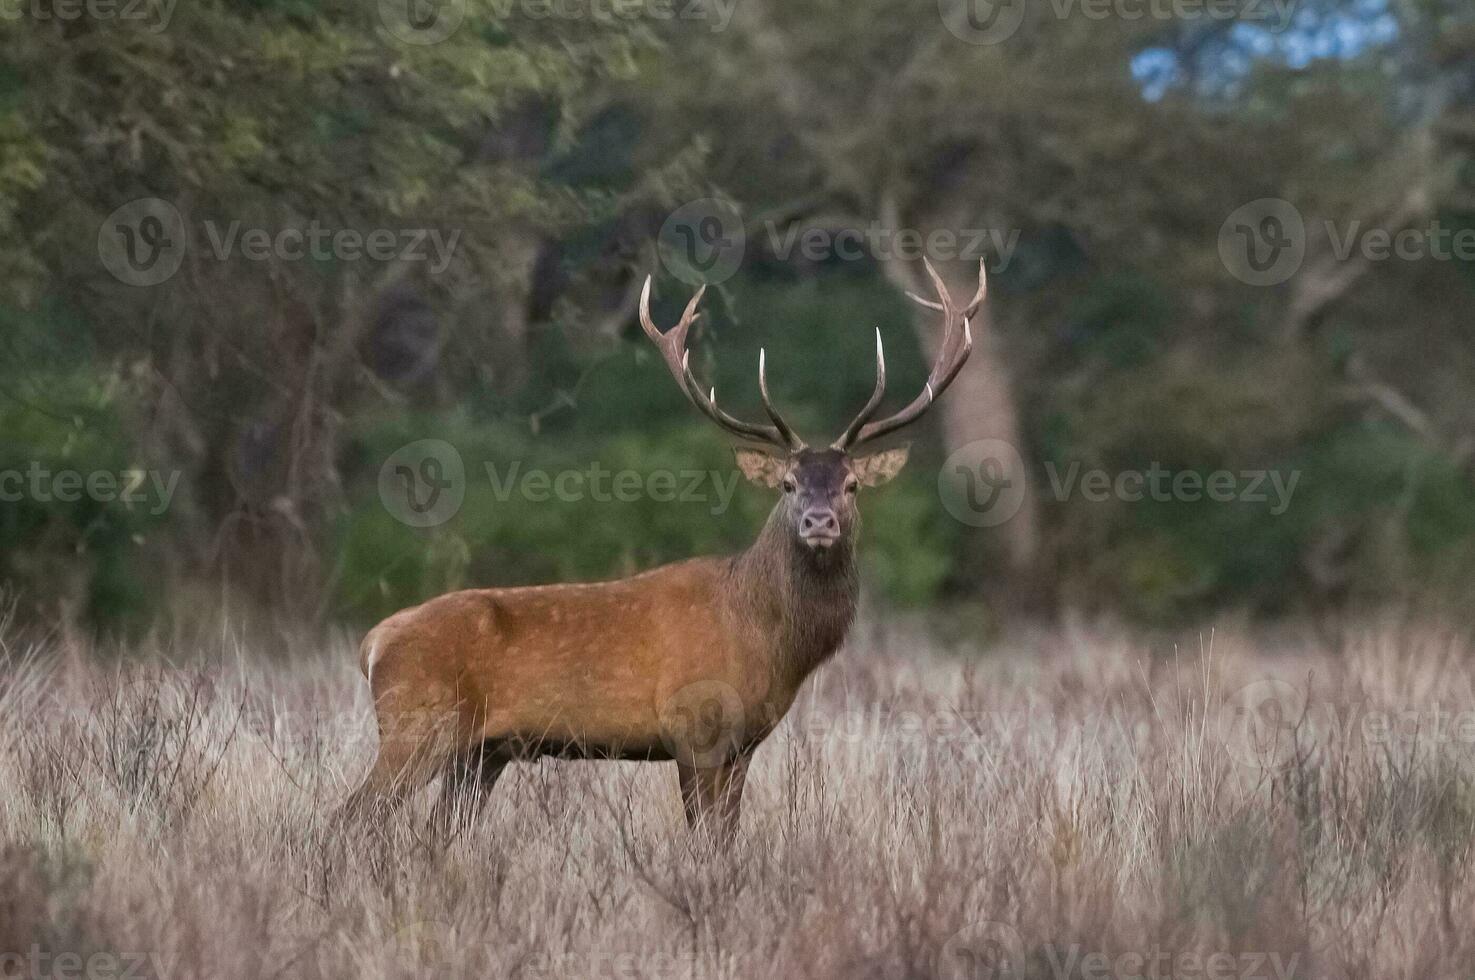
344;447;904;839
341;255;985;841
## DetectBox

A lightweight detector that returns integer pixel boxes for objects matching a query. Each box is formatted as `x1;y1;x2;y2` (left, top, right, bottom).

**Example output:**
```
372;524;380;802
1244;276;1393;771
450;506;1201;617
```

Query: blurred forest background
0;0;1472;636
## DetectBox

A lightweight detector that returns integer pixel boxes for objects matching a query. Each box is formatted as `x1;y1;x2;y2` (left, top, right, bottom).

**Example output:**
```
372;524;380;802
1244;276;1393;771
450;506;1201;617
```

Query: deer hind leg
341;730;442;824
429;743;506;837
341;685;462;824
677;754;750;844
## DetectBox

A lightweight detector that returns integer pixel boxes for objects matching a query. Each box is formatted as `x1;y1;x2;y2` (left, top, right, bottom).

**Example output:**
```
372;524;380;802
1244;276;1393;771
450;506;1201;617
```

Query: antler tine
639;275;704;375
960;260;988;320
681;352;798;447
758;349;803;449
846;258;985;448
639;276;800;450
905;257;988;320
832;329;887;450
913;258;961;377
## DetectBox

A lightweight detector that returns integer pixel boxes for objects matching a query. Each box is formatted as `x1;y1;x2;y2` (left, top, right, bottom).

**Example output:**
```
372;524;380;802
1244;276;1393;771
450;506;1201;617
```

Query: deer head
639;258;986;555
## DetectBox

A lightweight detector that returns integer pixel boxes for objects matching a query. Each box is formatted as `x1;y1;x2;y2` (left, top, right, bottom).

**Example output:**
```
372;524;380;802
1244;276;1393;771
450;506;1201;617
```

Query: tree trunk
881;249;1047;617
485;230;545;397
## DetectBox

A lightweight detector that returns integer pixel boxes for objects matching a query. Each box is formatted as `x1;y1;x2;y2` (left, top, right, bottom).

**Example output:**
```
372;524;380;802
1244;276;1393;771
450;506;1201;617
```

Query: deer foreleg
677;754;750;843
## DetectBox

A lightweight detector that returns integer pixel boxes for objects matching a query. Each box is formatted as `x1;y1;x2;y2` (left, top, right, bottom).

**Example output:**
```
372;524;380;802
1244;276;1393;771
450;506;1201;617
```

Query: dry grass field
2;613;1474;980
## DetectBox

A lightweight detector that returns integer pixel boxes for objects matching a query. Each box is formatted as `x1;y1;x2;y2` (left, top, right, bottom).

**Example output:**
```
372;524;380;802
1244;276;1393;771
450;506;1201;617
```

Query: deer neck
730;507;859;681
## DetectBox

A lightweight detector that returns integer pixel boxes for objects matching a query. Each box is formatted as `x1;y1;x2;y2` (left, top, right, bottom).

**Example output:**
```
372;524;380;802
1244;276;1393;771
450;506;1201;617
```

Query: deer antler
833;258;984;450
639;276;803;451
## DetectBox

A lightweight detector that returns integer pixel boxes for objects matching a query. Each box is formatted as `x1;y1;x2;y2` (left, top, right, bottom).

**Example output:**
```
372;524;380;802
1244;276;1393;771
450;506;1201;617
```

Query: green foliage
0;309;168;624
0;0;681;625
334;411;752;622
1058;409;1475;623
3;0;1474;631
857;474;953;606
1059;273;1172;369
333;366;954;623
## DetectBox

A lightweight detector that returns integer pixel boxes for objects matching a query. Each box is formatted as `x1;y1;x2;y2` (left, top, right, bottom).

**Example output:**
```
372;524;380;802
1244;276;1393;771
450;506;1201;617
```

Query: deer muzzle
799;507;841;548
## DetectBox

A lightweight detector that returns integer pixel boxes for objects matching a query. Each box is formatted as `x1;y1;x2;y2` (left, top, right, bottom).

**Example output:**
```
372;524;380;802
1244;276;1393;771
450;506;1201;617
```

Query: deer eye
782;478;796;494
844;479;859;494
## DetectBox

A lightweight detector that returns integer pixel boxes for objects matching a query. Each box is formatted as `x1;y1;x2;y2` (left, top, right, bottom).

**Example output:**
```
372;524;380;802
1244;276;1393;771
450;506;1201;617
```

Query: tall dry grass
2;614;1474;979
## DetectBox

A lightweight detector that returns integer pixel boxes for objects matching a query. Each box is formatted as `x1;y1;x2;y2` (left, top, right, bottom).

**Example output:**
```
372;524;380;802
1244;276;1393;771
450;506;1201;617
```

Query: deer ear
733;447;786;488
852;444;910;487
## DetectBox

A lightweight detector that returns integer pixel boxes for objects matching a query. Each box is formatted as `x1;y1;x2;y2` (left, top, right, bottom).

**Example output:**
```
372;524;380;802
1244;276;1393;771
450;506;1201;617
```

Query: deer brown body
346;260;985;839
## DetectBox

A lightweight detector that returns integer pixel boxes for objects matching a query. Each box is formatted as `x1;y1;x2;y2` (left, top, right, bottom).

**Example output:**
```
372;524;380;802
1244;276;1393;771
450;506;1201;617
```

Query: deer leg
714;754;749;842
677;754;750;843
429;744;505;837
340;735;440;825
341;687;458;825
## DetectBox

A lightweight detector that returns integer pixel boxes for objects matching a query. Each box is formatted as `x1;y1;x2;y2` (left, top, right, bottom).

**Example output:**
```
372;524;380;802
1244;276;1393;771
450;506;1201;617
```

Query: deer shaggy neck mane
728;504;859;680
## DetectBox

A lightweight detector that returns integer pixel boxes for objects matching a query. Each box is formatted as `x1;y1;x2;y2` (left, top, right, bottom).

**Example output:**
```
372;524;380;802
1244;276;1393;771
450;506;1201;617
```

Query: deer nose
800;508;839;539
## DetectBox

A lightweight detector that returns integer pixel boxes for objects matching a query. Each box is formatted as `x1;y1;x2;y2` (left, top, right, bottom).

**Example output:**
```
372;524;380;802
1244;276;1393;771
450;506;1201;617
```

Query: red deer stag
346;259;985;839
